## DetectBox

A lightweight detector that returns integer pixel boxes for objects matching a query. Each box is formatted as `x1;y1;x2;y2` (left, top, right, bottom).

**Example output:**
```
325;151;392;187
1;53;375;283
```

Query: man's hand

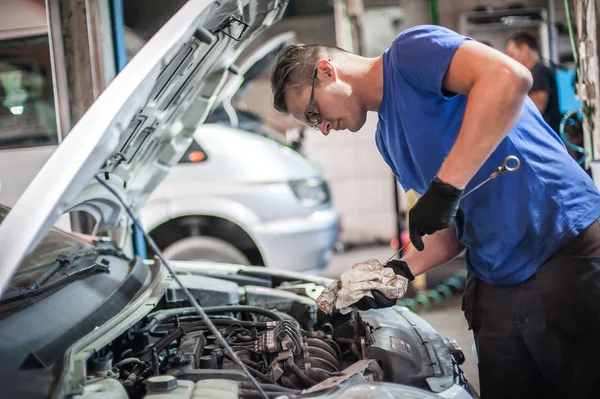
354;260;414;310
409;177;463;251
316;259;414;313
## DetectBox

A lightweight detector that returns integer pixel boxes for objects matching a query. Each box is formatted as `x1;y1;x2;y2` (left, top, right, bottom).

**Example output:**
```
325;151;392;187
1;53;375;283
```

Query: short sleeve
390;25;470;97
375;126;411;192
530;64;553;94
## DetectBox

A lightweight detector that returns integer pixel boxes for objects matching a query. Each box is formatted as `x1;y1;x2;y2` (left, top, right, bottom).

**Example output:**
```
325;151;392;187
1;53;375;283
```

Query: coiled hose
396;268;468;312
559;110;587;165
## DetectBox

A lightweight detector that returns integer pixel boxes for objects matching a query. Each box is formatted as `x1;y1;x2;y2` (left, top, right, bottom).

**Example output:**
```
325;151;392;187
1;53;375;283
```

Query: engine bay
87;306;376;398
79;274;467;399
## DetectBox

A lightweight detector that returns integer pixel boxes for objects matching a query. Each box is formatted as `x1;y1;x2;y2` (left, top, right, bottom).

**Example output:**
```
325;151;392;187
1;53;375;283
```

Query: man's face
284;61;367;135
505;40;529;66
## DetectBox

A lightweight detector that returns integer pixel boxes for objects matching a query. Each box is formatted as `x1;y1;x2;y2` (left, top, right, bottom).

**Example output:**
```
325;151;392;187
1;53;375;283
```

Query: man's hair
507;32;539;53
271;43;347;114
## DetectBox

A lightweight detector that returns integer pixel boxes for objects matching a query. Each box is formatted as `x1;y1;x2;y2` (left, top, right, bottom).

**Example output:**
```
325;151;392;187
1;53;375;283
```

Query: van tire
162;236;249;265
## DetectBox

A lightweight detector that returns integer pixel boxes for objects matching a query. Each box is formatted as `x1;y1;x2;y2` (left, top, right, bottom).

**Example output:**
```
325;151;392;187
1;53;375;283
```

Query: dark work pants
462;220;600;399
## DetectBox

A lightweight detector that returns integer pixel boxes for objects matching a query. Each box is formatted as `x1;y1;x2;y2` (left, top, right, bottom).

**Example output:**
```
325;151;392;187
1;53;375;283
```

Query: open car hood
0;0;287;294
214;30;296;107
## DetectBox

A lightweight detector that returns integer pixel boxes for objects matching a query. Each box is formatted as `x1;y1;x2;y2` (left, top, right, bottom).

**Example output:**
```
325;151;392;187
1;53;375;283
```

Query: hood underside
0;0;288;293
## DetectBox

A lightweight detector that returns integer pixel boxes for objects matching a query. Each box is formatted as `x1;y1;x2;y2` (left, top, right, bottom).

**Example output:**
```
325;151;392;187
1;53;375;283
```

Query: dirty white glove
316;259;414;314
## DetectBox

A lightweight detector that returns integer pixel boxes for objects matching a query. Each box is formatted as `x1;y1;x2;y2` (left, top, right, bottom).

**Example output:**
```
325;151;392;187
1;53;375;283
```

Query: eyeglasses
306;68;322;129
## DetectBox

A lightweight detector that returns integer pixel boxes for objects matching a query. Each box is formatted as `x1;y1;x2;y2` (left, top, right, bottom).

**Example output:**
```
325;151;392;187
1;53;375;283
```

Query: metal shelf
467;21;545;33
459;7;550;60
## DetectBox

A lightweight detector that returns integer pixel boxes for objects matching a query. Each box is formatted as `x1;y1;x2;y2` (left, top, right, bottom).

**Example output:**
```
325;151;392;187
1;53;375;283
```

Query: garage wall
242;0;572;246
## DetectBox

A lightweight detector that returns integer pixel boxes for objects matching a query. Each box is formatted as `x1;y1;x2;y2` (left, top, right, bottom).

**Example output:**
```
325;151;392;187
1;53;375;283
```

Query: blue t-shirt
376;25;600;285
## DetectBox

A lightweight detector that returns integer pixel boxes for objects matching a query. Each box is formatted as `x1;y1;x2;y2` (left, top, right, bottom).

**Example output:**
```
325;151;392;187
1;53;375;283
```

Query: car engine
83;298;468;399
87;307;358;397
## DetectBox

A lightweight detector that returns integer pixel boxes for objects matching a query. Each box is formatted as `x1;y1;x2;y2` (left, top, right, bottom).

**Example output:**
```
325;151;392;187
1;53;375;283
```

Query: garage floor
321;245;480;393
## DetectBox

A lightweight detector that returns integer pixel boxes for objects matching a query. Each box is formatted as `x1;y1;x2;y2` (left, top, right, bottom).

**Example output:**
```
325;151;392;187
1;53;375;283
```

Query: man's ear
316;59;336;81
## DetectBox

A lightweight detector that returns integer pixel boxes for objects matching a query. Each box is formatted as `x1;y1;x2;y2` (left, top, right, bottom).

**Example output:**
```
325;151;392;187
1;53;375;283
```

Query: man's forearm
401;226;464;276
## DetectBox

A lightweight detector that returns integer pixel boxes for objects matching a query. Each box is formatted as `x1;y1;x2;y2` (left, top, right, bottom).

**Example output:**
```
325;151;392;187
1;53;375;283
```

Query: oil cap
147;375;178;392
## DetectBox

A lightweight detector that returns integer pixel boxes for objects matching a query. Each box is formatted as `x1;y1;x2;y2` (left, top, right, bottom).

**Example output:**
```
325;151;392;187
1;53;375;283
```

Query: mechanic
270;25;600;399
505;31;562;133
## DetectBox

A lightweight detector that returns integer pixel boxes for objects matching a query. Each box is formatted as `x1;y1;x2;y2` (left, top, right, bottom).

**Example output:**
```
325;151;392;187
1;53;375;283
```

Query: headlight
288;178;330;208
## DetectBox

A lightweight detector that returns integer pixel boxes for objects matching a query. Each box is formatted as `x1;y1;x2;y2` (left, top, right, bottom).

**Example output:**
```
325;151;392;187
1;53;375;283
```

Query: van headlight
289;178;330;207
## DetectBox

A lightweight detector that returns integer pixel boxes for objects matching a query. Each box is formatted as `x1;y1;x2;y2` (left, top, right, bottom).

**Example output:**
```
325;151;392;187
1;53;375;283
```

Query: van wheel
162;236;249;265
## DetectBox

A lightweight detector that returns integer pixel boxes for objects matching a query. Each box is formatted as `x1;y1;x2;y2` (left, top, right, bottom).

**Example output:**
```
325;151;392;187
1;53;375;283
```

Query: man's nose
318;120;331;136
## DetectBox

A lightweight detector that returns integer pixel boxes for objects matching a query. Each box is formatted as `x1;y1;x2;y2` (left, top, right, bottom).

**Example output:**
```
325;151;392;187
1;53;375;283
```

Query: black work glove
354;260;415;311
409;177;463;251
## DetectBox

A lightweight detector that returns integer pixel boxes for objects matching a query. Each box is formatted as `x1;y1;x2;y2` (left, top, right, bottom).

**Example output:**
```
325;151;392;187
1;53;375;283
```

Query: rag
316;258;411;314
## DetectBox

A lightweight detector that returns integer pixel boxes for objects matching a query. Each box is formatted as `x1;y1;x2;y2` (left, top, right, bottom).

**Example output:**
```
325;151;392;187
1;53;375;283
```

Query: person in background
505;32;561;133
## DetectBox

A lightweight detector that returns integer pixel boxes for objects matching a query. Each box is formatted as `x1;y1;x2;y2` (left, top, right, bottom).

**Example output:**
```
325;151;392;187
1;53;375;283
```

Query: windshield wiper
91;237;131;260
1;245;109;303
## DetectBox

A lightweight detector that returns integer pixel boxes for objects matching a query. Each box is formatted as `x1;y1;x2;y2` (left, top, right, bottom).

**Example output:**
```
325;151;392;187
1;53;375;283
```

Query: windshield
0;206;92;293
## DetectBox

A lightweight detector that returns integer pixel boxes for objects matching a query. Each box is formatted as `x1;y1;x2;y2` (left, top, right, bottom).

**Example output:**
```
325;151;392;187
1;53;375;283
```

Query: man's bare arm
436;41;533;189
529;91;549;113
401;227;464;276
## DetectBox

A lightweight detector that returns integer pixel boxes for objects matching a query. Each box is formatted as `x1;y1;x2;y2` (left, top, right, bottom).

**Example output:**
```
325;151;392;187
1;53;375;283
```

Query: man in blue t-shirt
271;26;600;398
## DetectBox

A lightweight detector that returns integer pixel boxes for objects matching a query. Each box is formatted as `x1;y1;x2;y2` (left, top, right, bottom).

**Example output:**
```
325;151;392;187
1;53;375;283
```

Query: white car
0;1;477;398
141;32;340;273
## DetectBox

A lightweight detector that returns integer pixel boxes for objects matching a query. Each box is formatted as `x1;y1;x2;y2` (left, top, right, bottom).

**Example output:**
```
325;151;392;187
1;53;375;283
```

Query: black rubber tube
232;346;255;354
245;365;275;384
143;305;281;332
203;306;283;321
235;333;253;342
132;307;199;334
148;319;268;338
305;366;334;381
323;338;343;361
306;338;338;359
114;358;146;368
296;355;338;373
307;346;340;369
226;327;251;336
279;376;292;389
307;357;338;373
129;318;158;335
288;361;318;386
185;319;268;329
139;327;184;360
